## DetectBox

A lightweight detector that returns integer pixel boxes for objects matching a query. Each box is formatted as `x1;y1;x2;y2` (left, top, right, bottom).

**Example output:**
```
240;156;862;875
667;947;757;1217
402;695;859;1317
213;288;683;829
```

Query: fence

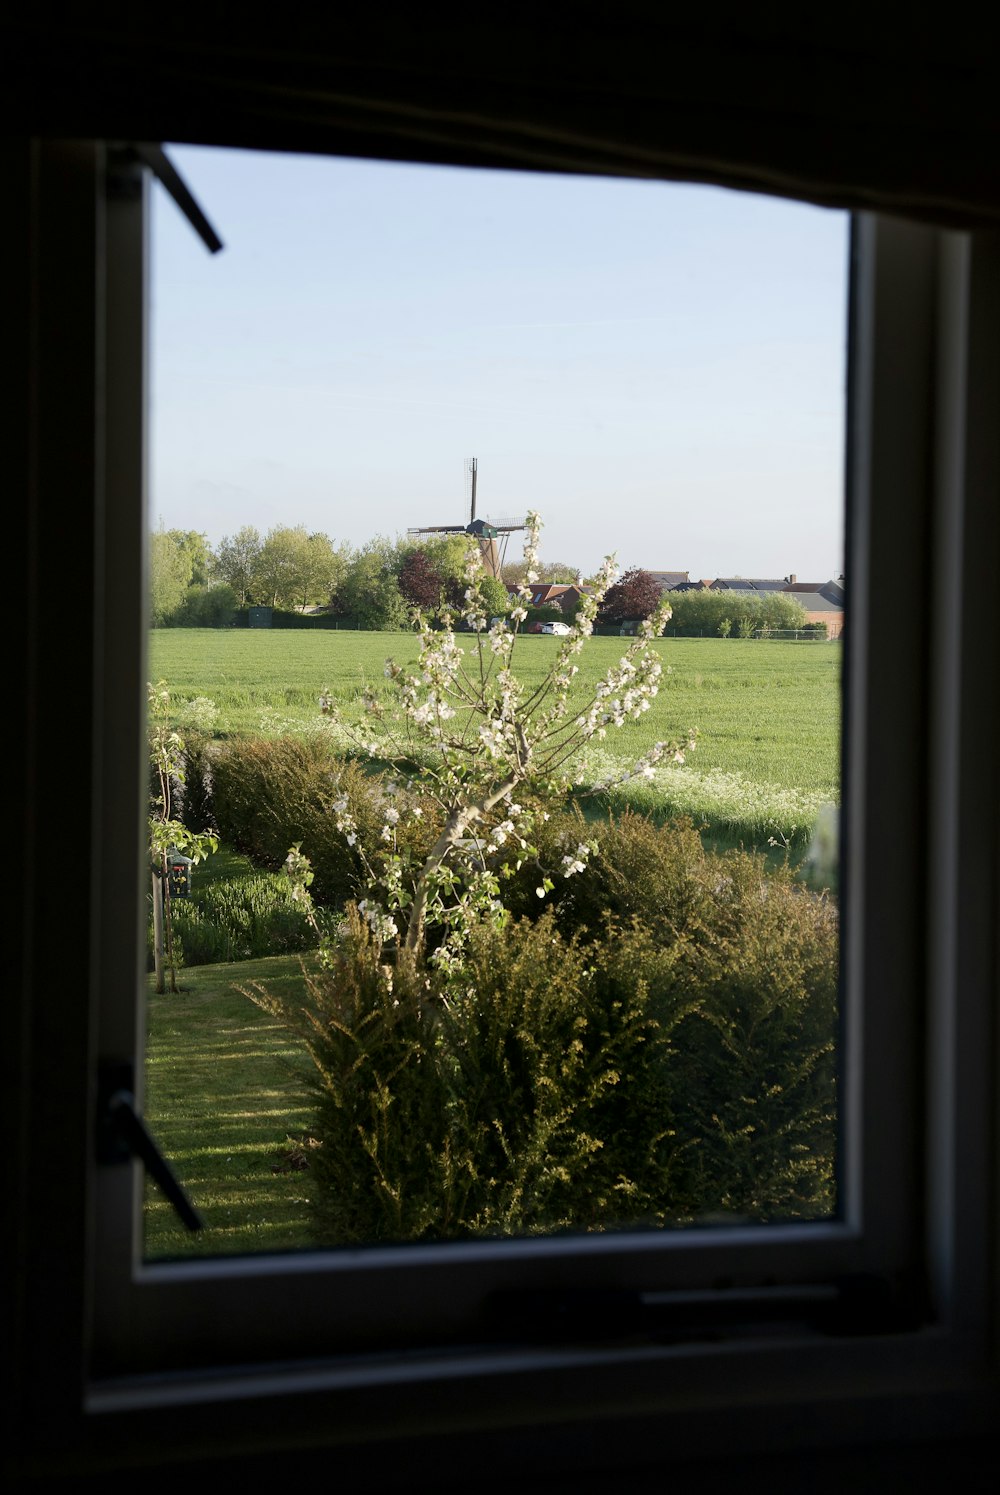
663;628;838;641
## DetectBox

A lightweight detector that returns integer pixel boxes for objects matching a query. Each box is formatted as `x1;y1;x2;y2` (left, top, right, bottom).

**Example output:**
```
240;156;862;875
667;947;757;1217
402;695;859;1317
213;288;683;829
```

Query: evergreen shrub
523;605;563;628
208;736;439;908
503;811;837;1219
252;817;838;1242
168;871;316;965
249;908;695;1243
176;731;218;836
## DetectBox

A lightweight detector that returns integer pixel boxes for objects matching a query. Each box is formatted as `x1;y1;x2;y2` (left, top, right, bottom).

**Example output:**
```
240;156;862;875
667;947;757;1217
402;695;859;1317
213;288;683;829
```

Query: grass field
150;629;840;845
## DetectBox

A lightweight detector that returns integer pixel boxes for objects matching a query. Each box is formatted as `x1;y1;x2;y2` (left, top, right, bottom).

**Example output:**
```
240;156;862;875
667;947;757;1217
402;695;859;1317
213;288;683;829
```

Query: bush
501;810;710;941
208;738;369;905
250;908;691;1243
147;862;320;969
176;730;219;836
252;817;838;1242
169;872;317;965
478;811;839;1223
207;736;440;909
523;605;564;628
174;583;239;628
663;589;808;637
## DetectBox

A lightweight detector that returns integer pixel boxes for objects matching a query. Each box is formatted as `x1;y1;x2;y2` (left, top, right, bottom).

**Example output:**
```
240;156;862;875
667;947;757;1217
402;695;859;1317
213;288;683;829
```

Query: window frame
10;140;1000;1475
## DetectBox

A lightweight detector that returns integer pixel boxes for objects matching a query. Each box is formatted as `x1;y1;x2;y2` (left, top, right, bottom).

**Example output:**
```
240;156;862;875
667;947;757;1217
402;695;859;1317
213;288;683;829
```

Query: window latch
109;142;224;255
97;1061;204;1232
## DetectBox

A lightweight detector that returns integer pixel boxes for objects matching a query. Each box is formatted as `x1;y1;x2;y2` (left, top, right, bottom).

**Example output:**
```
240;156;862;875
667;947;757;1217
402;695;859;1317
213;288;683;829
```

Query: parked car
541;621;571;635
527;622;545;633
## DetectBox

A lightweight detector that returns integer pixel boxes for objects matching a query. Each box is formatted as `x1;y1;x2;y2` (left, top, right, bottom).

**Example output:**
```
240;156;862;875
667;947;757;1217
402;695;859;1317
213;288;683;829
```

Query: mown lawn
143;954;317;1259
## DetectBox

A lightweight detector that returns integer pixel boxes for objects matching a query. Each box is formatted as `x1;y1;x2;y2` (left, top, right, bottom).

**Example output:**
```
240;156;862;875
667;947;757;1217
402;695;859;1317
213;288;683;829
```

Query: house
648;569;690;590
710;576;792;592
551;583;589;614
524;582;574;608
518;581;590;614
782;579;846;637
8;10;999;1492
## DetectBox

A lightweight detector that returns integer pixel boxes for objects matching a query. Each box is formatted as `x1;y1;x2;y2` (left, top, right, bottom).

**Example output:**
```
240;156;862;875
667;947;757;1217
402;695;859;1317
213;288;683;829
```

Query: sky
151;146;848;583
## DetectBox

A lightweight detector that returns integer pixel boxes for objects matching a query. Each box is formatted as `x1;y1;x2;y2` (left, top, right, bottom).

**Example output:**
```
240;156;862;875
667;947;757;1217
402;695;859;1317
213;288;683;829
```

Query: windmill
408;458;526;580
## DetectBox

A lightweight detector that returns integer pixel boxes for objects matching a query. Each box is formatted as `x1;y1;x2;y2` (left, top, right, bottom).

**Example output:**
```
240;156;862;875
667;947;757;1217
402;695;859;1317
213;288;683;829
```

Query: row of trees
151;525;345;625
151;525;512;630
151;527;813;635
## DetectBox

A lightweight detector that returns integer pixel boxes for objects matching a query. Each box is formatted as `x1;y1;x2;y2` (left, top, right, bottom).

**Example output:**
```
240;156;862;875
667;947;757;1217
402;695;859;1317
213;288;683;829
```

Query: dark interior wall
3;10;1000;226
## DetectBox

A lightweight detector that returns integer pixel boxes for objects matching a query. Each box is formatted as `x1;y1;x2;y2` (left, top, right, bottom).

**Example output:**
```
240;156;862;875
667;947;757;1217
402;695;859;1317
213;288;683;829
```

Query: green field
150;629;840;845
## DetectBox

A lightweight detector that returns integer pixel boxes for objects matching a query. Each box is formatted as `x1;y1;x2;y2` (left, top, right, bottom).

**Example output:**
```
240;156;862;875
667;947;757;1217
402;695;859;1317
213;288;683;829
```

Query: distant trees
153;516;514;630
477;574;511;618
173;530;213;588
598;567;663;625
334;541;408;631
213;526;261;607
175;583;239;628
149;529;213;625
252;526;308;608
295;532;346;610
503;558;581;589
150;531;193;626
149;517;818;636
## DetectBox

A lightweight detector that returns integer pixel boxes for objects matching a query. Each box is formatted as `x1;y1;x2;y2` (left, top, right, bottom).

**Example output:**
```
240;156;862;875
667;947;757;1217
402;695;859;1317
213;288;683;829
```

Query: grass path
143;955;316;1259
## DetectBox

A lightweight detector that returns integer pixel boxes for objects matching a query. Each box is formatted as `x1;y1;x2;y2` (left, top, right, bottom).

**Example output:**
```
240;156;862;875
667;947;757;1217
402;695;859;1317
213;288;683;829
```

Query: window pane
144;148;846;1259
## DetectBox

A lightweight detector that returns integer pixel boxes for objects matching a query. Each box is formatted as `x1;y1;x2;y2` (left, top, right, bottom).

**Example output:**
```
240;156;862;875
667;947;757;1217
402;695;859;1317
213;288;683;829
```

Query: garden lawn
144;954;317;1259
150;630;840;843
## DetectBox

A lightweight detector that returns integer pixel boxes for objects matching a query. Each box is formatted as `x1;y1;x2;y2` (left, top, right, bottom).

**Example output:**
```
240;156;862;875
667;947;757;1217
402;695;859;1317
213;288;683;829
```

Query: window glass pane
144;148;846;1259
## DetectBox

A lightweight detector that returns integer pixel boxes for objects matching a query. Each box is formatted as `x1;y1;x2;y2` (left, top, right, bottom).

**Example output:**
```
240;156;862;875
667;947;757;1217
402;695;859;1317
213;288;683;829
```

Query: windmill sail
409;459;526;579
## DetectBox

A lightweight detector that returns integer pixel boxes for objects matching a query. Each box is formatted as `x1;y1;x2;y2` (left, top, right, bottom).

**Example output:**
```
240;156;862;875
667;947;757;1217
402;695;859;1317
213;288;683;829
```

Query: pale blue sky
151;146;848;581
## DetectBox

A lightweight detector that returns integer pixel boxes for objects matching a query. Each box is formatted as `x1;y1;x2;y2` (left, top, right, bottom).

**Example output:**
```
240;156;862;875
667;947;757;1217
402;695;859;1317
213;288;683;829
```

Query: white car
541;621;571;635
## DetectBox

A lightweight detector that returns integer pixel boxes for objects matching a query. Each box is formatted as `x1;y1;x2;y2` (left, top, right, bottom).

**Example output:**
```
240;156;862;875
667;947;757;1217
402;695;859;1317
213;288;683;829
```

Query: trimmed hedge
233;608;397;630
194;735;440;910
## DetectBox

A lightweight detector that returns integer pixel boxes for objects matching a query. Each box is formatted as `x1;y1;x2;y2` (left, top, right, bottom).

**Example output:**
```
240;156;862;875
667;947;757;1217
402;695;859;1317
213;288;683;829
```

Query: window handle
97;1062;204;1232
110;142;224;254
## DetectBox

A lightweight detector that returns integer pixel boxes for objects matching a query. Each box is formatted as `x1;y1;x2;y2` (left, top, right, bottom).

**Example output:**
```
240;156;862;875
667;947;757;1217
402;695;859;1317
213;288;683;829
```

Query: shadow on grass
144;952;319;1260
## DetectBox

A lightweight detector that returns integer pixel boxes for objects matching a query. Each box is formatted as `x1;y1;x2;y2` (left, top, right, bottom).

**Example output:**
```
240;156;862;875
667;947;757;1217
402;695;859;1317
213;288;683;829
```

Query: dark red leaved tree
598;567;663;624
398;550;444;611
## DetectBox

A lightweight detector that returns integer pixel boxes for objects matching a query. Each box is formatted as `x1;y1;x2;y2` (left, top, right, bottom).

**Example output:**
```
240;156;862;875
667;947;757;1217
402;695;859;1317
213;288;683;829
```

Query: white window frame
11;141;999;1474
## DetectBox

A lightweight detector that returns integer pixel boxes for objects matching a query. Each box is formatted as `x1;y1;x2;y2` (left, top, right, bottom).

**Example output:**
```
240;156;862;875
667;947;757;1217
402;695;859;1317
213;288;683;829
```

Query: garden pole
152;868;165;994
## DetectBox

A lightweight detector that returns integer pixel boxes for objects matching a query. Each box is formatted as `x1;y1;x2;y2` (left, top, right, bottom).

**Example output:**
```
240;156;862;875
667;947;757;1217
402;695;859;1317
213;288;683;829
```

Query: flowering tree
316;514;695;974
